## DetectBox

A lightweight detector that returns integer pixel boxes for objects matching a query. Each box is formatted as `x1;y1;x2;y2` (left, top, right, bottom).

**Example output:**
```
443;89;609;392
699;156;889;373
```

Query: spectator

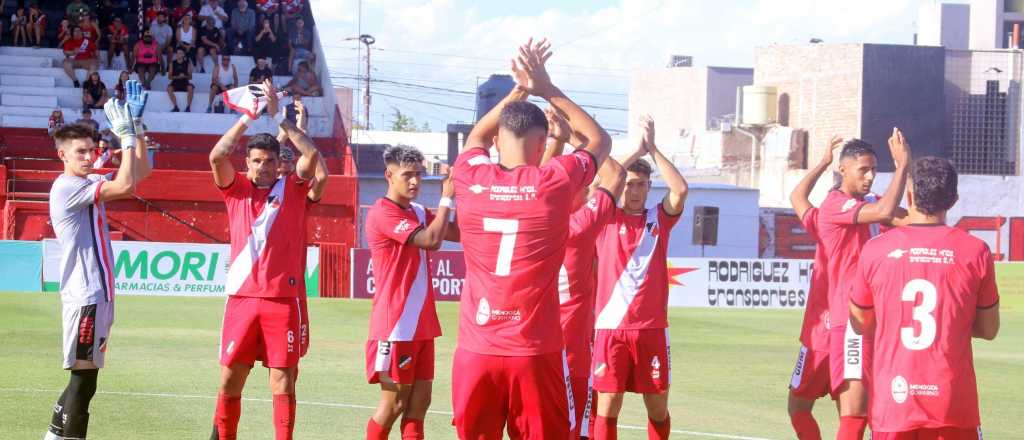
287;16;314;74
76;108;101;131
146;0;169;26
208;53;238;112
97;0;131;25
106;16;129;69
171;0;196;28
82;72;110;109
116;70;131;91
281;0;304;23
254;0;281;33
176;14;198;67
78;15;102;44
62;27;99;88
249;57;274;84
228;0;255;55
199;0;228;29
284;60;321;97
167;47;195;112
28;3;45;48
133;31;161;90
93;141;121;169
252;17;277;64
48;109;65;137
150;11;174;73
196;16;225;73
66;0;91;24
11;6;28;47
57;19;71;47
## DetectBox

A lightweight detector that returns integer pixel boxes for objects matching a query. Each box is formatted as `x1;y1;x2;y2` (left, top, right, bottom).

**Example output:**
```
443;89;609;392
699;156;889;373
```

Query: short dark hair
53;123;96;147
81;108;92;114
627;159;653;178
246;133;280;156
910;156;958;215
383;145;424;168
839;138;876;161
499;101;548;137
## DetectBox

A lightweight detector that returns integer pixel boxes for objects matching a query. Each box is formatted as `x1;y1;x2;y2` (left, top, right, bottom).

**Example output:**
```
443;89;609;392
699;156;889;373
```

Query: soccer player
849;157;1000;439
208;79;321;440
364;145;458;440
450;38;612;439
591;115;688;440
45;80;152;440
787;135;843;439
542;108;627;440
816;129;911;440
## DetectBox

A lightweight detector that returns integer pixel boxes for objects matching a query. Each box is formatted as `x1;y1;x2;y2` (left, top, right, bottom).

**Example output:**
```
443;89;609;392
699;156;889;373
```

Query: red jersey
221;173;311;298
108;24;128;42
63;38;96;60
145;6;168;25
172;6;195;24
850;225;999;432
594;203;681;330
800;207;831;351
453;147;597;356
559;188;616;371
365;198;442;341
816;188;876;328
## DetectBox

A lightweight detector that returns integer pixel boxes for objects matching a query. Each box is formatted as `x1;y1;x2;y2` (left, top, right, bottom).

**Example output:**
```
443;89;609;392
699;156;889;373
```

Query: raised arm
407;174;455;250
264;80;319;180
209;86;257;187
98;80;152;201
540;107;570;165
597;155;626;199
856;128;911;224
791;135;842;220
464;83;528;151
641;116;687;215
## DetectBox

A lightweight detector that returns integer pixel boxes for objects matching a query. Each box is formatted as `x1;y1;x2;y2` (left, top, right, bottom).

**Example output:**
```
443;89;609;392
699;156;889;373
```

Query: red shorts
451;349;575;439
872;427;981;440
219;296;302;368
570;375;594;439
298;295;309;357
789;345;836;400
829;324;872;393
592;328;670;394
365;339;435;385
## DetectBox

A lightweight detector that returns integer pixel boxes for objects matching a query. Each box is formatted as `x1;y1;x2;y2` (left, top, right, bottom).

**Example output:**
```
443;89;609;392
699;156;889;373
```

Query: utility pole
358;34;375;129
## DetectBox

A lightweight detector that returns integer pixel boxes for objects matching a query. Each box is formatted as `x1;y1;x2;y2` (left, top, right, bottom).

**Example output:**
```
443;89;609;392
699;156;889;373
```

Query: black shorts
170;79;192;92
135;62;159;71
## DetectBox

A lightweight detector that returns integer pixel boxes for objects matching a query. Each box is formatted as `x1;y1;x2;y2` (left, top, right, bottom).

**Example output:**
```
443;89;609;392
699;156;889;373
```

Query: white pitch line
2;388;775;440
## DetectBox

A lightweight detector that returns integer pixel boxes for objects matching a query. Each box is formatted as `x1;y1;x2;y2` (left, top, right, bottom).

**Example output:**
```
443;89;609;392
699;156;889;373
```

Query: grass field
1;266;1021;439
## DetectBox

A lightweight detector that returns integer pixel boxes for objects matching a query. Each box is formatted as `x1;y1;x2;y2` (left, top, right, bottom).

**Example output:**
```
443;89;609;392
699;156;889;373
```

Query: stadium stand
0;0;358;296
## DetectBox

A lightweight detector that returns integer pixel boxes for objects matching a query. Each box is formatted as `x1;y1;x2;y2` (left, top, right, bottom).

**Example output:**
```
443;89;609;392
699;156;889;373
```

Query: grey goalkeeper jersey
49;173;115;306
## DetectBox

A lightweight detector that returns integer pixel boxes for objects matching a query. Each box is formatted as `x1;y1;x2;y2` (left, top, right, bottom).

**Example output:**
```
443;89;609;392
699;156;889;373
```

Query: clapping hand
510;38;555;98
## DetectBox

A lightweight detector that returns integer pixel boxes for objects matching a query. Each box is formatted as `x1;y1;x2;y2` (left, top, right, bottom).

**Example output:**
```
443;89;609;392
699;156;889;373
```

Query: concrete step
0;94;57;108
1;75;55;87
3;55;53;68
2;114;49;128
0;46;63;58
0;105;56;117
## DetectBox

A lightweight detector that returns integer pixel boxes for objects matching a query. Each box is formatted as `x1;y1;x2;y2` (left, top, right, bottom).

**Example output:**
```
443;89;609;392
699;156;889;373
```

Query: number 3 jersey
850;225;999;432
452;147;597;356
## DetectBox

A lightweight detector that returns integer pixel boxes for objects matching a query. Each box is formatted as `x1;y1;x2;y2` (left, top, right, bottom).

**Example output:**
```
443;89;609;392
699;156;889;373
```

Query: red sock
647;416;671;440
272;393;296;440
594;416;617;440
366;418;390;440
214;393;241;440
790;411;822;440
400;418;424;440
836;416;868;440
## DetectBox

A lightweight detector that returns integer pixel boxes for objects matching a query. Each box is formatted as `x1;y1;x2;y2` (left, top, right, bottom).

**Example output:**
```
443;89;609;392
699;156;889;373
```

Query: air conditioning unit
667;55;692;68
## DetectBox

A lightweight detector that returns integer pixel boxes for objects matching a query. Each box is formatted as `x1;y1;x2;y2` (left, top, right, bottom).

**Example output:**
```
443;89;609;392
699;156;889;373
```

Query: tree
389;107;419;132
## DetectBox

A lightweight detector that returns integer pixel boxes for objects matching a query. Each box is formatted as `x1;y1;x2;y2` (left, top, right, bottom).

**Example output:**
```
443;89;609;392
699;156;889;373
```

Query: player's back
453;147;595;356
854;225;999;432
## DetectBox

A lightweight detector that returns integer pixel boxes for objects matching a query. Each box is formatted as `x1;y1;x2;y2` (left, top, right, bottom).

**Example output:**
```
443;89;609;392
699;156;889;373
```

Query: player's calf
46;369;97;440
643;392;671;440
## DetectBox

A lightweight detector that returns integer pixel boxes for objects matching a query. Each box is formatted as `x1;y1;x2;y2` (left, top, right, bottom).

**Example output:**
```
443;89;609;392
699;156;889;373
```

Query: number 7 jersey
850;225;999;432
453;147;597;356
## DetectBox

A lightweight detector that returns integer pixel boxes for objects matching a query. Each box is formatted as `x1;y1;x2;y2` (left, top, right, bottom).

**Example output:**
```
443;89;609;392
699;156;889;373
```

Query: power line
372;92;476;112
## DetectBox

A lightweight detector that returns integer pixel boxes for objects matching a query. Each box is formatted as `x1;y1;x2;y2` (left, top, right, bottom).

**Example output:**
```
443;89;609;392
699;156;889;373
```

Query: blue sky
311;0;924;134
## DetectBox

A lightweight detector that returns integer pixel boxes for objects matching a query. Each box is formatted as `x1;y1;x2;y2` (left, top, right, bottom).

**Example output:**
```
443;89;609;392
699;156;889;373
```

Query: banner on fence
42;240;319;297
350;248;465;301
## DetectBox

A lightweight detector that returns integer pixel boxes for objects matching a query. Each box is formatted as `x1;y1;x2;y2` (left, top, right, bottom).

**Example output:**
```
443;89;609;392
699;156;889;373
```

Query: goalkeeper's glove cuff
120;135;137;149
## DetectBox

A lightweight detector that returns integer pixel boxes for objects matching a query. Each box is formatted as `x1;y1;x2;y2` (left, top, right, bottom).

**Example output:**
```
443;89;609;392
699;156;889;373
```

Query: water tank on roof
476;74;515;122
741;85;778;126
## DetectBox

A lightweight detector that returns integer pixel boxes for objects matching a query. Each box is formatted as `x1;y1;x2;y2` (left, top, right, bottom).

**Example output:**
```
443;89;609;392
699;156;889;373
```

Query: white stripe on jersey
90;201;115;301
557;264;571;305
387;203;431;341
595;209;659;329
561;350;577;432
225;178;287;295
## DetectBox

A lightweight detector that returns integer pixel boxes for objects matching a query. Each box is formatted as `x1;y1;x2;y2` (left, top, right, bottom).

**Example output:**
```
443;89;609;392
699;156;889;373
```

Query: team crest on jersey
651;356;661;379
268;195;281;209
587;197;599;212
475;298;491;325
647;222;659;237
891;375;909;403
394;219;411;234
841;198;857;213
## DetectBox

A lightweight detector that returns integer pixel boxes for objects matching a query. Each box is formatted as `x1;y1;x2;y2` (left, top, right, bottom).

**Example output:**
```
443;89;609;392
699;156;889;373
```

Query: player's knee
67;369;98;404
